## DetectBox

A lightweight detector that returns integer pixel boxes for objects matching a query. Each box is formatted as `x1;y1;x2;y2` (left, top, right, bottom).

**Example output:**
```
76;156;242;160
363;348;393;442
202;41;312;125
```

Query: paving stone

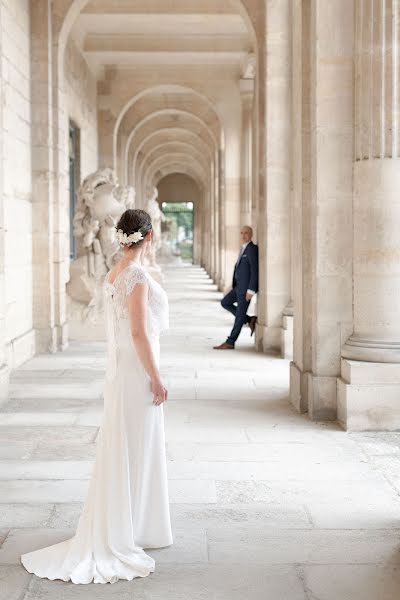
167;440;365;462
0;397;102;413
0;460;93;480
170;502;311;529
0;413;77;426
24;577;136;599
0;480;89;503
165;424;248;443
0;426;97;445
0;530;9;547
167;458;376;482
0;442;35;460
0;529;72;564
0;504;54;528
303;564;400;600
208;528;400;565
2;264;400;597
0;565;32;600
369;455;400;494
120;564;307;600
168;480;217;503
45;503;83;529
73;411;103;426
8;382;102;400
30;443;96;461
147;529;207;564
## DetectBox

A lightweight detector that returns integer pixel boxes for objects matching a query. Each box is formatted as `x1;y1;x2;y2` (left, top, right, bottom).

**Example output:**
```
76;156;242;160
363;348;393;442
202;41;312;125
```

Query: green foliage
162;203;193;236
162;202;194;261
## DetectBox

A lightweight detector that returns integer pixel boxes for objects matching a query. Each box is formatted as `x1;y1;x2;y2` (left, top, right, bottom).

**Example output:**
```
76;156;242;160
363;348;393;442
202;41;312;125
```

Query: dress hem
20;556;155;585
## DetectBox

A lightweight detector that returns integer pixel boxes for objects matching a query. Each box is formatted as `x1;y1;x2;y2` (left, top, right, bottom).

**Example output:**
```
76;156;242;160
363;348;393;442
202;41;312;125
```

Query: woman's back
104;262;169;340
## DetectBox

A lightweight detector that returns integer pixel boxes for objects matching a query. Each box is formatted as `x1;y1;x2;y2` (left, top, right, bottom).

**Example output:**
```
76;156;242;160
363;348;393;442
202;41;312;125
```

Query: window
69;121;80;260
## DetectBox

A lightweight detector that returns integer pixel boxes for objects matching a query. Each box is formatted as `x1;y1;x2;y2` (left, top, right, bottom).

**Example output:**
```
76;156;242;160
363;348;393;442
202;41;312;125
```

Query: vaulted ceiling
71;0;254;78
68;0;255;191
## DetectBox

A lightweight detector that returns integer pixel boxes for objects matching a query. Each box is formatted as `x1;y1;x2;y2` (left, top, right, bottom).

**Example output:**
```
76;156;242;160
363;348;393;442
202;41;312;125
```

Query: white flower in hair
116;228;144;245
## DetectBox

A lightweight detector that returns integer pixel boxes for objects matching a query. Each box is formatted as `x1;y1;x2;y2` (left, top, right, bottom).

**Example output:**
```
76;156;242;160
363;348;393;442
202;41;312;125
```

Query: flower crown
115;228;144;245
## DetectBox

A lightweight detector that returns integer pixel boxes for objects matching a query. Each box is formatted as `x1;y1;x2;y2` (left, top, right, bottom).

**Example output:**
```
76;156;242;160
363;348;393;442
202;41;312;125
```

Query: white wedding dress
21;262;173;584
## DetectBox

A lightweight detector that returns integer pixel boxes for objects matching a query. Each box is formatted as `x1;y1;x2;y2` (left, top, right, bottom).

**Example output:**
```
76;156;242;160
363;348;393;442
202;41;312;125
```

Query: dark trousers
221;287;250;346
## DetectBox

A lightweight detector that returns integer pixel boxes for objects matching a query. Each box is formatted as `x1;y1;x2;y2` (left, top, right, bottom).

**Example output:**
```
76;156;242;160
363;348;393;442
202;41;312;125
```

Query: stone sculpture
145;186;165;269
67;168;135;330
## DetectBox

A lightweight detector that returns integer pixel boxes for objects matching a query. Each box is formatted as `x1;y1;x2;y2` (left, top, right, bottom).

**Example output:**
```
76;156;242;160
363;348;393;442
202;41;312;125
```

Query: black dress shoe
249;316;257;336
213;342;235;350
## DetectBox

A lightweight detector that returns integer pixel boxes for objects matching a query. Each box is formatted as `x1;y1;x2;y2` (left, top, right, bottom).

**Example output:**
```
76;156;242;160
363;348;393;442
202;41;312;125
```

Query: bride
21;208;173;584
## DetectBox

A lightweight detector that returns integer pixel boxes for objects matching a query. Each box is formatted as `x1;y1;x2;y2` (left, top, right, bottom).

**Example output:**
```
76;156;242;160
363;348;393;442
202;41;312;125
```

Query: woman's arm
127;282;168;405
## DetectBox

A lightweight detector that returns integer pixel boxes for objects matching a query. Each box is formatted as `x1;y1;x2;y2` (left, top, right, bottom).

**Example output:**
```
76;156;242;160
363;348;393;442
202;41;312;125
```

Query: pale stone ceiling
72;0;252;77
69;0;253;191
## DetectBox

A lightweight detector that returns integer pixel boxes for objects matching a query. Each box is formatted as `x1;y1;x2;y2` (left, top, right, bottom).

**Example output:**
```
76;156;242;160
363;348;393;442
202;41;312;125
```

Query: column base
342;335;400;363
5;329;36;368
281;315;293;360
217;277;226;293
290;363;337;420
289;361;308;413
35;323;68;354
255;323;281;355
58;322;69;351
307;374;337;421
0;363;10;407
338;358;400;430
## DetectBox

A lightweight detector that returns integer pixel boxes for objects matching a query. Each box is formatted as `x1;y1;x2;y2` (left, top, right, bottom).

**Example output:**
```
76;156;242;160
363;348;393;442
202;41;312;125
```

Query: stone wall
0;3;99;397
64;37;98;179
0;0;34;378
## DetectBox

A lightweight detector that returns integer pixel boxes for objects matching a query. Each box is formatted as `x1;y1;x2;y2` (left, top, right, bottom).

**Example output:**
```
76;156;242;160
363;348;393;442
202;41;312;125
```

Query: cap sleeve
125;265;148;296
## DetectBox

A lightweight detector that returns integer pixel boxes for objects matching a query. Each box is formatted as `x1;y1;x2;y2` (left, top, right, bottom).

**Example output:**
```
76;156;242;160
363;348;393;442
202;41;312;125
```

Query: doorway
161;201;194;262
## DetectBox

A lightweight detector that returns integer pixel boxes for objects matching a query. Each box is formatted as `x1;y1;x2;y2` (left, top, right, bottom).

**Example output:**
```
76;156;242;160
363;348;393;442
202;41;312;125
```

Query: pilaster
257;0;292;355
290;0;354;419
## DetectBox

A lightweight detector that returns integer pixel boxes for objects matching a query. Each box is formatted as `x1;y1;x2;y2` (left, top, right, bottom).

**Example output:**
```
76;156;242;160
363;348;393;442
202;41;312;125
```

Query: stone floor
1;263;400;599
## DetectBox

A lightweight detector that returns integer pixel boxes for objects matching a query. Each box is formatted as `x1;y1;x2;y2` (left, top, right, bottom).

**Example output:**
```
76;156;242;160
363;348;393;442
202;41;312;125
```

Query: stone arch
132;128;213;179
117;85;223;174
145;156;208;192
136;141;209;188
124;109;218;182
152;166;205;192
56;0;257;60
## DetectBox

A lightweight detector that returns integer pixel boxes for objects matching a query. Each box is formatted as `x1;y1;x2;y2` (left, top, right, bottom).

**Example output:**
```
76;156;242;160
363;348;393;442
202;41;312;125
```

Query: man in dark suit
214;225;259;350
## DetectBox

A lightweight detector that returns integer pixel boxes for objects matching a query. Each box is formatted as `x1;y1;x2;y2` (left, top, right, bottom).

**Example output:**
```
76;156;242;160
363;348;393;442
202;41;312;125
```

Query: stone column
31;0;58;353
290;0;354;420
97;106;115;169
194;196;202;266
257;0;292;354
217;149;226;290
209;163;214;274
0;5;7;398
212;151;220;282
290;0;313;412
339;0;400;430
239;78;254;225
216;87;242;294
200;186;208;270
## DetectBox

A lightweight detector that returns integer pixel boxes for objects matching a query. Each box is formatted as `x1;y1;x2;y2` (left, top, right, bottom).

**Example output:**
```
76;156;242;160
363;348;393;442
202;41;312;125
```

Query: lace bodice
103;263;169;338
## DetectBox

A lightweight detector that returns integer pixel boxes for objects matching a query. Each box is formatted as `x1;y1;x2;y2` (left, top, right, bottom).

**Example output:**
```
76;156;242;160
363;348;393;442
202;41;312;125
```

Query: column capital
239;78;254;107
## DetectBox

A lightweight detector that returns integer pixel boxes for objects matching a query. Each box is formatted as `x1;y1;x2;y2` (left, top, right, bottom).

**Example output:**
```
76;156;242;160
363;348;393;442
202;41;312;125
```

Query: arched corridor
1;0;399;430
2;0;400;593
1;263;400;597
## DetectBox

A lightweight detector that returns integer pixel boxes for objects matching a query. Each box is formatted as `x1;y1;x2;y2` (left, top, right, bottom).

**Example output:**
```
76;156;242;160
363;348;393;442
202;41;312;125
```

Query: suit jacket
232;241;259;294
